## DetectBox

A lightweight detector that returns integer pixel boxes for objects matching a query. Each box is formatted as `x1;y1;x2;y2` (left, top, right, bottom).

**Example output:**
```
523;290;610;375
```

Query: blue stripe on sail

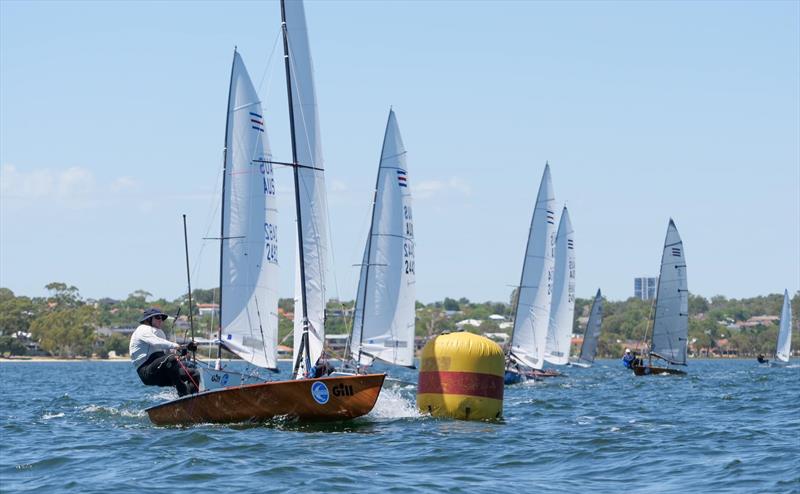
252;126;264;132
398;183;407;187
249;112;263;119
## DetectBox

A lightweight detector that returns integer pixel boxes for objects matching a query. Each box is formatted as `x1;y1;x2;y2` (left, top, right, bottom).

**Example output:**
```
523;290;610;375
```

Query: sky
1;0;798;305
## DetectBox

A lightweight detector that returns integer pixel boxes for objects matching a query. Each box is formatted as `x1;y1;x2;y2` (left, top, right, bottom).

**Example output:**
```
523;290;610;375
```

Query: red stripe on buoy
418;371;504;400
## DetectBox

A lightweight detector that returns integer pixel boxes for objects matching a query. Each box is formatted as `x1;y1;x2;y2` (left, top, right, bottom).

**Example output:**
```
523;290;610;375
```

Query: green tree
0;335;28;356
45;282;82;309
30;305;99;357
0;288;38;335
443;297;460;311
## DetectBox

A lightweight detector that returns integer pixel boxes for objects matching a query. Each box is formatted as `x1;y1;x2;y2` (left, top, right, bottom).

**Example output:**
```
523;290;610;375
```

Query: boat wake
82;404;146;418
369;386;421;420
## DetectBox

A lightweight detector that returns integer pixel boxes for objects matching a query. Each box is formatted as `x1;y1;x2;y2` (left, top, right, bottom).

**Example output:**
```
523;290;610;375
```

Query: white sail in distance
349;110;416;368
508;164;556;370
283;0;329;378
578;289;603;364
219;51;279;370
545;206;576;365
651;219;688;365
776;289;792;363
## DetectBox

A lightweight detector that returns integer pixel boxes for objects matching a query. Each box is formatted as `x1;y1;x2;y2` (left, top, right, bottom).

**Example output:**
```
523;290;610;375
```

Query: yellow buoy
416;331;504;420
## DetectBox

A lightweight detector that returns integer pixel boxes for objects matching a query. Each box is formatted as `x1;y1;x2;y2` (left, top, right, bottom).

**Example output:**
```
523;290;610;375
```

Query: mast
281;0;312;376
216;48;238;363
183;215;195;349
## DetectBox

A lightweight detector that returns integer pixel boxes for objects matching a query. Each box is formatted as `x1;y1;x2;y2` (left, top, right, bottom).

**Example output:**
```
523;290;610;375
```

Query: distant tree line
0;283;796;359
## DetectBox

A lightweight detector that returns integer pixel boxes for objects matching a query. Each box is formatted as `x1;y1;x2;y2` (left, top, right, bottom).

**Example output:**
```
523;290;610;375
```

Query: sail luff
545;206;575;365
578;289;603;364
508;164;556;370
650;219;688;366
349;110;416;368
776;289;792;362
217;51;279;369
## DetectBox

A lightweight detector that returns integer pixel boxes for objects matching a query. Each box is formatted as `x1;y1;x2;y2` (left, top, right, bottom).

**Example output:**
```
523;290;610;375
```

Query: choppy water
1;359;798;493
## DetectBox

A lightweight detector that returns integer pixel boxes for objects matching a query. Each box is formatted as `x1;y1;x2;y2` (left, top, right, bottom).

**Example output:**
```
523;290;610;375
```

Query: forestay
219;52;279;370
545;206;575;365
651;219;688;365
578;289;603;364
508;164;556;370
776;289;792;363
284;0;329;377
349;110;416;367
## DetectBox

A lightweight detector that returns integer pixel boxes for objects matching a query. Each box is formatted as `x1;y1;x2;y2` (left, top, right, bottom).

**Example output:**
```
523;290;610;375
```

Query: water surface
1;359;798;493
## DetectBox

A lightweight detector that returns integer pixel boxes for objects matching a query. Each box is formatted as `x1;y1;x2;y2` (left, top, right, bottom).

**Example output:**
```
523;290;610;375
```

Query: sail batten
545;206;575;365
650;219;688;366
219;51;279;369
776;289;792;363
349;110;416;368
508;164;556;370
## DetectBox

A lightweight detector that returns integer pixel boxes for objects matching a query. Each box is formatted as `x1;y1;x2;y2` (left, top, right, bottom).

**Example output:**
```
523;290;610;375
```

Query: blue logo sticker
221;373;229;386
311;381;329;405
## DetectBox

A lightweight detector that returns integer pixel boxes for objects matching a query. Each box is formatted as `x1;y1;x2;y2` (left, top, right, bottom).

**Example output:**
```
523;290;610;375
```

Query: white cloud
329;179;348;193
110;176;138;192
414;177;472;200
0;164;140;210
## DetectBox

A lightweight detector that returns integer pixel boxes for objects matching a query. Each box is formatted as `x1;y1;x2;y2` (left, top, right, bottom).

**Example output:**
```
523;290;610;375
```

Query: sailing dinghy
631;219;688;376
146;0;384;426
772;289;792;366
544;206;576;368
342;109;417;373
504;164;560;384
569;288;603;368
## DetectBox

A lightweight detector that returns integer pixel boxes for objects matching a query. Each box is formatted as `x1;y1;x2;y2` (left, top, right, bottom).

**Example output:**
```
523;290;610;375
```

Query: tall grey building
634;277;658;300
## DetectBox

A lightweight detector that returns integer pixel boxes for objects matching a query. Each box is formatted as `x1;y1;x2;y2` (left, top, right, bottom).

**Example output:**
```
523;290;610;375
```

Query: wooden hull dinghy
146;373;385;426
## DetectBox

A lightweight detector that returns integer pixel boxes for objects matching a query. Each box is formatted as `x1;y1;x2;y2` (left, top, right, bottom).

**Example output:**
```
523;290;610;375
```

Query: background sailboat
345;109;416;370
774;289;792;365
632;219;688;376
570;288;603;368
505;164;556;384
544;206;575;367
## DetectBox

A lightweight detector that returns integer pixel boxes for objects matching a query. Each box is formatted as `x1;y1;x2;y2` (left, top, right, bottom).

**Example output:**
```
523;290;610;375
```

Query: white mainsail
349;110;416;368
508;164;556;370
577;289;603;364
776;289;792;363
650;219;688;365
283;0;329;378
545;206;575;365
219;51;279;370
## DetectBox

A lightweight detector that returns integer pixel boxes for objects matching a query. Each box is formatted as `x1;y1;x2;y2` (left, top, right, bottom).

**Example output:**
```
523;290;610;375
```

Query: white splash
369;386;421;420
42;412;64;420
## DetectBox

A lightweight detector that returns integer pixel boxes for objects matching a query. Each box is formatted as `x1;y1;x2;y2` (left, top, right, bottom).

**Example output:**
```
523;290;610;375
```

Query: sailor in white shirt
130;308;199;396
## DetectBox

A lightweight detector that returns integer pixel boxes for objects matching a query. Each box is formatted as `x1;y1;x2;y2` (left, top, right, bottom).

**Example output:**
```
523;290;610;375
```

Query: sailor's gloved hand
186;341;198;353
177;346;188;357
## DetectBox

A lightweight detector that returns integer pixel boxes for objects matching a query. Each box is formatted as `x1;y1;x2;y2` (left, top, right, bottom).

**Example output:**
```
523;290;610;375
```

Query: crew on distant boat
757;354;769;365
130;308;200;396
622;348;636;369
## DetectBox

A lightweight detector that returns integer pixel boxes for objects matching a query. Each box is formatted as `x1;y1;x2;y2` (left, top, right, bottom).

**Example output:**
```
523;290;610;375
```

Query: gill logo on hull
311;381;329;404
